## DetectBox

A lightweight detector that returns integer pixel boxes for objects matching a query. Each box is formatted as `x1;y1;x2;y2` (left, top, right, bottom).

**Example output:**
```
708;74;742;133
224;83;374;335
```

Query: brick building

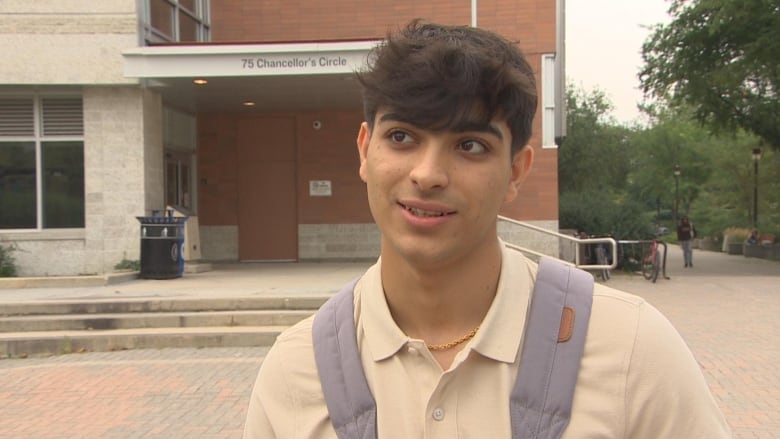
0;0;565;276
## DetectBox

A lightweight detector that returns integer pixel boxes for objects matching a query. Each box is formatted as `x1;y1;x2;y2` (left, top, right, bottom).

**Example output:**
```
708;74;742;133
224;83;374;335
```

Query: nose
409;143;449;191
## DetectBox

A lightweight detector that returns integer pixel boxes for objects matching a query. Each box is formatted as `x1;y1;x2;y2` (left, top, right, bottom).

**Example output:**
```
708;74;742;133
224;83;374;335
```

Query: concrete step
0;272;139;289
0;295;329;358
0;326;286;358
0;309;313;332
0;296;329;317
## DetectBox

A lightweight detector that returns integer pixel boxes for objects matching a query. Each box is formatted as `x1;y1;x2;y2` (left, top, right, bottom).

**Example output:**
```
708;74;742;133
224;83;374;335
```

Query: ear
357;122;371;183
504;145;534;204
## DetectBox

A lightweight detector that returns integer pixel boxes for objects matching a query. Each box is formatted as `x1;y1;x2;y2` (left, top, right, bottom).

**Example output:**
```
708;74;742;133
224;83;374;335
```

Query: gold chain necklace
426;326;480;351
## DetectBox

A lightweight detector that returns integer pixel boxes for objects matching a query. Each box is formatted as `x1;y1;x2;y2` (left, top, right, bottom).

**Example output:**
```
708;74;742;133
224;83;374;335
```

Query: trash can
136;214;188;279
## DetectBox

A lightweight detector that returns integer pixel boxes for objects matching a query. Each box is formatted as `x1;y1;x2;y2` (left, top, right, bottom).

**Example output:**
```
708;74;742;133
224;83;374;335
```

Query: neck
380;237;503;346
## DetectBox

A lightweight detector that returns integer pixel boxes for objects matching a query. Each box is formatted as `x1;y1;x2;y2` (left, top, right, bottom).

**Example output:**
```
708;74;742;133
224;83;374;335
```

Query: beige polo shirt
244;244;731;438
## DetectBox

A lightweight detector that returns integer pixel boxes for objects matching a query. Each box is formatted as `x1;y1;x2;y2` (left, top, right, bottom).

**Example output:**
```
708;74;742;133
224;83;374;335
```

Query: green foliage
559;85;632;194
114;259;140;271
687;133;780;237
559;65;780;264
560;89;779;247
640;0;780;150
559;190;654;240
626;109;714;219
0;243;18;277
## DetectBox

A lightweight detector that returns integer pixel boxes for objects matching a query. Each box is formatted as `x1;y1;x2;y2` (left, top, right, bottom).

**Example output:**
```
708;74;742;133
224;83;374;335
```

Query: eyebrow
379;112;504;140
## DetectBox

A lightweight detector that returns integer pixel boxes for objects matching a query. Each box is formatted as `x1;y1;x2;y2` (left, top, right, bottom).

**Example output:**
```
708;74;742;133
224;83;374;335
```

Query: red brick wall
474;0;558;221
211;0;472;42
198;111;372;226
203;0;560;223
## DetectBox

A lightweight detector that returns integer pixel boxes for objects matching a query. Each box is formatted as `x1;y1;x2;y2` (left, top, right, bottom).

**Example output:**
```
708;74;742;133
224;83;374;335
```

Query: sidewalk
0;246;778;438
0;261;373;302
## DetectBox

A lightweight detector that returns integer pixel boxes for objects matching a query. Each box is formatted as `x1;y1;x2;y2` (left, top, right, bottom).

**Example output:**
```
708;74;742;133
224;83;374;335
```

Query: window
163;107;196;213
541;54;557;149
0;97;84;229
165;153;193;213
141;0;211;44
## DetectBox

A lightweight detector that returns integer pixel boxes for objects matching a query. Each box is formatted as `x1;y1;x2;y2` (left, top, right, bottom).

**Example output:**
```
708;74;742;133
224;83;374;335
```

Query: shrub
560;190;654;240
0;244;18;277
560;190;657;271
114;258;140;271
722;227;751;242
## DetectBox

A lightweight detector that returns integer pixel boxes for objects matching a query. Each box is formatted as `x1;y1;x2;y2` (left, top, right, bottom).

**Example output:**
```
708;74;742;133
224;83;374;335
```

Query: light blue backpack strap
510;256;594;439
312;278;377;439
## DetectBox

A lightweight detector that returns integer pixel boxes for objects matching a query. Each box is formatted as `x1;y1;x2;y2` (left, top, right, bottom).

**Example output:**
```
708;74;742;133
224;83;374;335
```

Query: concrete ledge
0;326;285;358
184;262;213;274
0;271;139;289
0;309;313;332
0;296;329;316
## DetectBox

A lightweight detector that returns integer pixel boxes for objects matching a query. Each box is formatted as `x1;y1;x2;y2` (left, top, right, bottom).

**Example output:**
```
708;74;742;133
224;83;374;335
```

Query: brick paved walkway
605;245;780;439
0;246;777;438
0;348;268;439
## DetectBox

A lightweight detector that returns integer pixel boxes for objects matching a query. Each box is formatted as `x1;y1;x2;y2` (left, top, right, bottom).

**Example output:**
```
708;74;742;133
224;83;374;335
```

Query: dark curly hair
356;20;538;155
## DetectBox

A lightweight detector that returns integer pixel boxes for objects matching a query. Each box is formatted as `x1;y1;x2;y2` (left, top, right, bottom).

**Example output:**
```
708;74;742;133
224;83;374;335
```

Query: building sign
309;180;332;197
241;55;348;70
123;41;377;78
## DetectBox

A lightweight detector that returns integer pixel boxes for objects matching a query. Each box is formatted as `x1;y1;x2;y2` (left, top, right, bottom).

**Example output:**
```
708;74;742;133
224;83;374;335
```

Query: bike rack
497;216;618;271
618;239;671;281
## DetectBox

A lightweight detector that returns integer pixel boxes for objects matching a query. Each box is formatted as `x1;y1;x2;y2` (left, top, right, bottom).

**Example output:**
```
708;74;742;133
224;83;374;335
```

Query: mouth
399;203;455;218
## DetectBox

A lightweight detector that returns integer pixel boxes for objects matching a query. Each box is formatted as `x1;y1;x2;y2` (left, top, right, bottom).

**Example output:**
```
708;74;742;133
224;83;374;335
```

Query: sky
566;0;672;124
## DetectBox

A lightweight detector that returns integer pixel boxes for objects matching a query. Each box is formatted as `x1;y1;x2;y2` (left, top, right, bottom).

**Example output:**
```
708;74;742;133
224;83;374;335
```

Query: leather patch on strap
558;307;575;342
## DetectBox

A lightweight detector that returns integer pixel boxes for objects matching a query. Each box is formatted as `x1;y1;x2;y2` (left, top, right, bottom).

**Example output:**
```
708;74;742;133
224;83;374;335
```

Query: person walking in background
677;216;697;267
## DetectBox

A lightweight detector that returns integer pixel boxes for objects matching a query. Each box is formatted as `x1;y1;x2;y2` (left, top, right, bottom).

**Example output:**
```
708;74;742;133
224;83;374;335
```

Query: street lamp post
673;165;681;226
752;148;761;228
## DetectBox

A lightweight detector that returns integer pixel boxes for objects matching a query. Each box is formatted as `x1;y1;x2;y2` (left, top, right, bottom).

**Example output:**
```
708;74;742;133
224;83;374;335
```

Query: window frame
0;95;85;231
164;151;195;214
140;0;211;45
541;53;558;149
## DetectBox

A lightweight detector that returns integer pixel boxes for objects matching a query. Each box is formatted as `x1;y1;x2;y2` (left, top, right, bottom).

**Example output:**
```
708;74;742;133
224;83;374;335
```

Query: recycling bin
136;214;188;279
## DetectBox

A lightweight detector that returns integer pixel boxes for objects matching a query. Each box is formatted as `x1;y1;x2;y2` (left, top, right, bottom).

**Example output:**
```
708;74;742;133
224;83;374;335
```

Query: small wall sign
309;180;332;197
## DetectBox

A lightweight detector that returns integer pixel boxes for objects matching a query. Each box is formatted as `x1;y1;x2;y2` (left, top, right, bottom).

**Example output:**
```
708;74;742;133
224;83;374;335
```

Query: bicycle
641;240;660;282
641;240;661;283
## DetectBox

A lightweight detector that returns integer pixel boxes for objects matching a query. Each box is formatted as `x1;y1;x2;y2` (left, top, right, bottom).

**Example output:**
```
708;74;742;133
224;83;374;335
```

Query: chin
386;238;463;269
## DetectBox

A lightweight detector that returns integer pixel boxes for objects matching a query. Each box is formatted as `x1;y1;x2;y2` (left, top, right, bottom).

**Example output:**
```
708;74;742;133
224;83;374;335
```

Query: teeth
406;206;445;217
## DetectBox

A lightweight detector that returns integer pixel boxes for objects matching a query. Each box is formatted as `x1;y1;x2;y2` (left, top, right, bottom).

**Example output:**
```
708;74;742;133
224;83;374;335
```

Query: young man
677;215;697;267
243;21;730;438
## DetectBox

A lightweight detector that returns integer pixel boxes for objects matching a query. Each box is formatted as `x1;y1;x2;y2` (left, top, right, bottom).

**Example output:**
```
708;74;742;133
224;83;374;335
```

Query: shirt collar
358;243;534;364
358;260;410;361
469;242;533;363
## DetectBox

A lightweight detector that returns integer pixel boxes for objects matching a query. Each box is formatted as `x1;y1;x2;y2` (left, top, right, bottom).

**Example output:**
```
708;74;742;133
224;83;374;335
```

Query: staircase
0;296;327;358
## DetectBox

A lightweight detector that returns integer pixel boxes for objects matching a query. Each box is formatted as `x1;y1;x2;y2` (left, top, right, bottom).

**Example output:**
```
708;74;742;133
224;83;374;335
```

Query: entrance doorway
237;116;297;261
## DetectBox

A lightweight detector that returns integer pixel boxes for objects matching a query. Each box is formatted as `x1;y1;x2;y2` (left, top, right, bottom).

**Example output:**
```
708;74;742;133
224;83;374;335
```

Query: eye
457;139;488;155
387;129;414;145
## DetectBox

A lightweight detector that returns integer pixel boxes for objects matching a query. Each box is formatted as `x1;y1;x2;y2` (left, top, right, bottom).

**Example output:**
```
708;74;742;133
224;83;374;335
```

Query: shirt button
432;408;445;421
408;346;418;355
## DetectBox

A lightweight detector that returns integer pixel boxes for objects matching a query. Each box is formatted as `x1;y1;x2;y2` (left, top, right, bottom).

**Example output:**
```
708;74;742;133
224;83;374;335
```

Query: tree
558;86;649;239
626;108;712;223
689;134;780;236
558;85;631;193
640;0;780;150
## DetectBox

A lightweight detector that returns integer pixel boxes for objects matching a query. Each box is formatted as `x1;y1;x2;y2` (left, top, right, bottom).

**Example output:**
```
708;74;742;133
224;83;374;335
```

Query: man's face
356;110;534;269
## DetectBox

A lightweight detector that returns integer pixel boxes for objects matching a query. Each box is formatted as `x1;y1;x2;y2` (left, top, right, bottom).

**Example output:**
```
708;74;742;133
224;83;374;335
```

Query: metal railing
497;215;618;270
